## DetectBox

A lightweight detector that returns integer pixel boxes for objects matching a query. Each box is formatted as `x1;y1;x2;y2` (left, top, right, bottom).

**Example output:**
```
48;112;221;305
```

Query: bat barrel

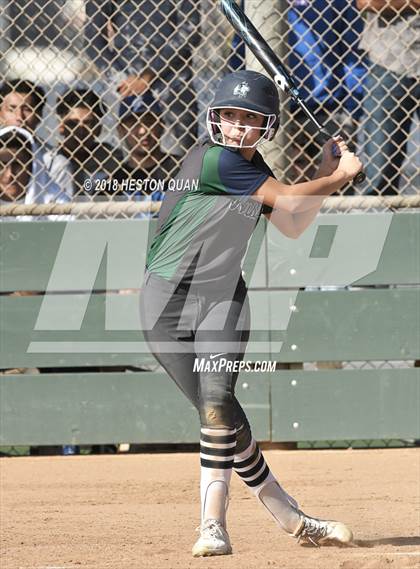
219;0;297;94
219;0;366;186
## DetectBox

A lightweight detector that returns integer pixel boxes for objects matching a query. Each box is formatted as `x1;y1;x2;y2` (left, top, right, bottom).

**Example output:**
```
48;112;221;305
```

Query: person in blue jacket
287;0;367;184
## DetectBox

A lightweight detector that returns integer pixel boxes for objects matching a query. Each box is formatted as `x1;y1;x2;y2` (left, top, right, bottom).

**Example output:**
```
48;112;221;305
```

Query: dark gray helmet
207;70;280;146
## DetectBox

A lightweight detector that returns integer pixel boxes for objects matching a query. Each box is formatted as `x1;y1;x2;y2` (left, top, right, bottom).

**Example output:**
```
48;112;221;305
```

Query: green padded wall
1;213;419;292
1;213;419;444
267;212;420;287
0;371;270;446
271;369;420;441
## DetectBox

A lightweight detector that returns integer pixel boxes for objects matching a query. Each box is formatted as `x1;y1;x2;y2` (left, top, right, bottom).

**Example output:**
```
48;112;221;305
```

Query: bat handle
333;145;366;185
353;171;366;185
330;135;366;186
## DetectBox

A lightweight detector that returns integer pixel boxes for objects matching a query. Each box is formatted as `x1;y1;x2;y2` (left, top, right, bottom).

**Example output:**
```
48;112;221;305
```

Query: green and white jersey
146;141;274;288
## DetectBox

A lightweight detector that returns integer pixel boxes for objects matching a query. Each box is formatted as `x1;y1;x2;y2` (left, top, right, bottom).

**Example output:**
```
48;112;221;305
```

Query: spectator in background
84;0;201;157
0;124;72;214
51;87;125;198
117;92;179;204
0;127;33;203
286;0;366;185
0;79;73;203
357;0;419;195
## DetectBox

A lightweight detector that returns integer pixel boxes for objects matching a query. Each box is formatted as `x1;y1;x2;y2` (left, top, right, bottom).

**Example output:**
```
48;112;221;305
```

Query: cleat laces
200;519;224;538
298;517;329;546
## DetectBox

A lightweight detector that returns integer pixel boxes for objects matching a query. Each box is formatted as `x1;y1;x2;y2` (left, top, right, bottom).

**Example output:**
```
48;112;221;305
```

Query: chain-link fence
0;0;418;219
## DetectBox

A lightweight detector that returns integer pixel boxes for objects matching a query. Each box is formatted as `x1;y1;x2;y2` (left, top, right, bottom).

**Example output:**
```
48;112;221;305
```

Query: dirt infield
1;448;419;569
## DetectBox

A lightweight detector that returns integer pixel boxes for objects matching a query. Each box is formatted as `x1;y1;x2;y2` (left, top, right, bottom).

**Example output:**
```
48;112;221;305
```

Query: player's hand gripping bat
219;0;366;185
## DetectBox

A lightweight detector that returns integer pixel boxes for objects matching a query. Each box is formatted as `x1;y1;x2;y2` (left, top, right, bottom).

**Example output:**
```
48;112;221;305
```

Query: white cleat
192;519;232;557
293;512;353;547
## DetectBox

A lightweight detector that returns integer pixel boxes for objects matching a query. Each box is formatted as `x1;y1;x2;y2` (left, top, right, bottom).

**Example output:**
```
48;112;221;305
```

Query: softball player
140;70;362;557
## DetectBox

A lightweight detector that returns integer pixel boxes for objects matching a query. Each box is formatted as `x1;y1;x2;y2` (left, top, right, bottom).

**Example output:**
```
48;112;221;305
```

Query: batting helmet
207;70;280;148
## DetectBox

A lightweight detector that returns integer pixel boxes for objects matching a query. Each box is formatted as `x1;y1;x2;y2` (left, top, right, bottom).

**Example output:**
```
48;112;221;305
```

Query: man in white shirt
0;126;72;222
0;127;33;203
0;79;73;203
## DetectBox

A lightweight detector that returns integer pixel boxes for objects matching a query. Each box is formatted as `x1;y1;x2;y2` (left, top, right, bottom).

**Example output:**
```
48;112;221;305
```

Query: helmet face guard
206;106;277;149
207;70;280;149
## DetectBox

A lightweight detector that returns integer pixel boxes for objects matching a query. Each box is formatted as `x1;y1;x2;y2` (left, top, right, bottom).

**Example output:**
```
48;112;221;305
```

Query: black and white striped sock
200;427;236;525
234;438;300;533
234;438;274;492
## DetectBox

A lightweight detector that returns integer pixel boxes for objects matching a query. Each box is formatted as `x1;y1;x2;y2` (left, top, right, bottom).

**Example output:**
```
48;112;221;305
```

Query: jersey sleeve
200;146;270;197
218;147;270;195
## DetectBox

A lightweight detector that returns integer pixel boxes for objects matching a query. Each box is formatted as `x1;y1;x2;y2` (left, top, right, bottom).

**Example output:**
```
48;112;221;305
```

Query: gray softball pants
139;271;253;452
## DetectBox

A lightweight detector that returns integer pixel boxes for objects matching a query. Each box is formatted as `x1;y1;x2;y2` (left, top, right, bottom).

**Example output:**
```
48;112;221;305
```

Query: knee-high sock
200;427;236;527
233;438;301;533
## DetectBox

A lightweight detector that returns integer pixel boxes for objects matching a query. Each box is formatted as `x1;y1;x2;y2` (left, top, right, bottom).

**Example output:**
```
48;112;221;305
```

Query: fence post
244;0;289;179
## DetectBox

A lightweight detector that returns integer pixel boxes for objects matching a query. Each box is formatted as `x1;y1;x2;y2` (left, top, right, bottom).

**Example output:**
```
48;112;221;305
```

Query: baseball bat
219;0;366;185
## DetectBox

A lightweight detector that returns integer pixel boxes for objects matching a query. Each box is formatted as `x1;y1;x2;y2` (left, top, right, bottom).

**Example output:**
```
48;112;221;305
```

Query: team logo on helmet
233;81;250;98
